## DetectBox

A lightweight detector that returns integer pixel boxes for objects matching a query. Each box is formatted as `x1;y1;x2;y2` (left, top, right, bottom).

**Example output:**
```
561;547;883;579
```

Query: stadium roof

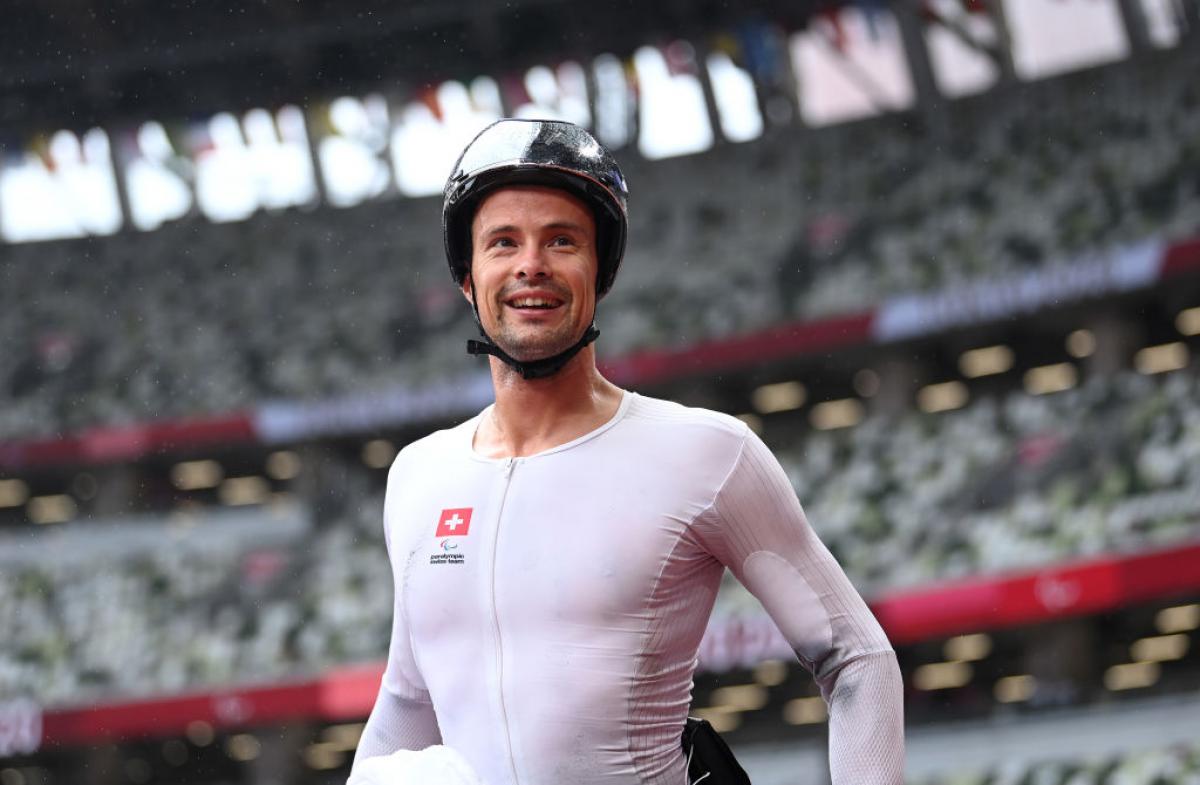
0;0;840;133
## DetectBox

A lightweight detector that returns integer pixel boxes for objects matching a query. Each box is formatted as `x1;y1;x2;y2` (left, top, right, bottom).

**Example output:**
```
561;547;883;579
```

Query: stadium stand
913;743;1200;785
776;366;1200;593
1;46;1197;442
3;9;1199;784
3;363;1197;705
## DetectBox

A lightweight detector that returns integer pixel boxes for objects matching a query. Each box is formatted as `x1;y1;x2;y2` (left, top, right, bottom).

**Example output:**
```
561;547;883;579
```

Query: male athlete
350;119;904;784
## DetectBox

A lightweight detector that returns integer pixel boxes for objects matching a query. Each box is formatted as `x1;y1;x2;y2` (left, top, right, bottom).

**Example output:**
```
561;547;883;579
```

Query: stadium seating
778;368;1200;593
2;364;1198;704
1;47;1197;440
0;497;388;704
914;743;1200;785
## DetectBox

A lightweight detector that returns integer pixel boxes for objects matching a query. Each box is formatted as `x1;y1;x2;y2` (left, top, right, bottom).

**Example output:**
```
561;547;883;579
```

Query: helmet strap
466;285;600;380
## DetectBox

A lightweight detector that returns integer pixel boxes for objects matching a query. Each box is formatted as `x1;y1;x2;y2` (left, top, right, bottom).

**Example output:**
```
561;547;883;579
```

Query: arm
349;480;442;776
693;430;904;785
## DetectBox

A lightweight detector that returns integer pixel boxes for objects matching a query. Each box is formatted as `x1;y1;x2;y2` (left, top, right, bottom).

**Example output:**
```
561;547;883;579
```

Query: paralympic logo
439;539;459;551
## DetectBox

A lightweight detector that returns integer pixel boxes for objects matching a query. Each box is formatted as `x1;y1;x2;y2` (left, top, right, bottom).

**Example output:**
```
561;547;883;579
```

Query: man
350;119;904;784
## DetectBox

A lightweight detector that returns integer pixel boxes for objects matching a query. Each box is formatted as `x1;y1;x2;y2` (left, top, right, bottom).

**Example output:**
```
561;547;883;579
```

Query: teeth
510;298;557;308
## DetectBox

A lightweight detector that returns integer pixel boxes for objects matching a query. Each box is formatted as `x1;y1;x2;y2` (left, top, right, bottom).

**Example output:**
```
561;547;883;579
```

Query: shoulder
387;411;481;483
619;393;750;462
623;393;749;436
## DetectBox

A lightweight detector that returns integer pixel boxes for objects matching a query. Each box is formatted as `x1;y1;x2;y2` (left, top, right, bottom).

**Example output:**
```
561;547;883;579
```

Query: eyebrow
479;221;590;238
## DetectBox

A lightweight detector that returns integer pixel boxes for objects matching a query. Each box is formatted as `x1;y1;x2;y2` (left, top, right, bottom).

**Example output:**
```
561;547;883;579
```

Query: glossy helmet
442;118;629;298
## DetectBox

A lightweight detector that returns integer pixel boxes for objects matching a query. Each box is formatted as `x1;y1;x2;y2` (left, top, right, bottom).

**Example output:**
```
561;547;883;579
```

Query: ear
460;272;474;304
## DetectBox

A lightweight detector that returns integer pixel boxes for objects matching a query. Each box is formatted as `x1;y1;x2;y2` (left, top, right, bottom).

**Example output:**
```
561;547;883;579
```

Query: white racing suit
351;392;904;784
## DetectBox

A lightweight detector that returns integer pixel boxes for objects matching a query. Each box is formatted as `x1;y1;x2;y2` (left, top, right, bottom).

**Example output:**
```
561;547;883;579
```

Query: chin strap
467;323;599;380
466;285;600;380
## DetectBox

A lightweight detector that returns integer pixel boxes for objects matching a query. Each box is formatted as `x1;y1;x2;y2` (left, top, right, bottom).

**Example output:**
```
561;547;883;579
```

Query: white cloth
348;745;483;785
352;391;904;785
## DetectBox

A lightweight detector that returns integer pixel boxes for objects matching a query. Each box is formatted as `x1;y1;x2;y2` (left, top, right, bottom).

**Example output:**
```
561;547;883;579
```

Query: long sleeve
692;429;905;785
351;686;442;768
349;470;443;779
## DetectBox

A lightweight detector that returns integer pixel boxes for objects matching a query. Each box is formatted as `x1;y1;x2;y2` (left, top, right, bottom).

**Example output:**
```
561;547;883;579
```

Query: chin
495;332;580;363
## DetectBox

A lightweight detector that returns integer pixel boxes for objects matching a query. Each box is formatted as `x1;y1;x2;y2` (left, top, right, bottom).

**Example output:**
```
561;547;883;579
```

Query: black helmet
442;118;629;298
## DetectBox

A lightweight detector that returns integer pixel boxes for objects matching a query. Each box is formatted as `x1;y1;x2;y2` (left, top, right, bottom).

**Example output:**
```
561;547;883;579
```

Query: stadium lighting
225;734;262;762
1134;342;1189;375
1156;604;1200;634
691;706;740;733
810;399;864;430
1176;306;1200;336
303;743;345;771
1103;661;1160;691
754;659;788;687
959;345;1014;378
362;439;397;469
218;476;271;506
265;450;302;480
186;720;215;747
994;674;1036;704
171;459;224;490
709;684;769;711
1130;633;1190;663
853;369;881;398
322;723;366;751
27;495;76;525
913;661;972;691
0;479;29;508
782;696;827;725
735;413;764;434
943;633;992;662
752;381;807;414
917;381;969;413
1066;329;1096;358
1023;363;1077;395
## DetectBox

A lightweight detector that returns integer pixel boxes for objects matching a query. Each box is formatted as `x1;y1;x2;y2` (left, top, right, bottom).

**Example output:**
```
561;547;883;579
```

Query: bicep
700;432;892;683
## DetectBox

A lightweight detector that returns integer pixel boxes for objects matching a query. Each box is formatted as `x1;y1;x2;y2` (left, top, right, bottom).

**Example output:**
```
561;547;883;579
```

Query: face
464;185;598;362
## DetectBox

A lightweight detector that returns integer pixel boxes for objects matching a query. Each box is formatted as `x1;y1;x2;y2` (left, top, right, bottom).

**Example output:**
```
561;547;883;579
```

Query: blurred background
1;0;1198;783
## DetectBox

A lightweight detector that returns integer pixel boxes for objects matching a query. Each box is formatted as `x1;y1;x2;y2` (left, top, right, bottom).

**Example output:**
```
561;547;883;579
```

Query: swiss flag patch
436;508;473;537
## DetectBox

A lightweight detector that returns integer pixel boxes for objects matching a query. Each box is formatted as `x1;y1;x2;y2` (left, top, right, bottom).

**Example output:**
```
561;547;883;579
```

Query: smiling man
349;119;905;785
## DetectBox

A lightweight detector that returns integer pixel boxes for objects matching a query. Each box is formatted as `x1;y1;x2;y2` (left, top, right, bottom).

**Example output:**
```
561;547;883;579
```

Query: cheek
470;264;502;301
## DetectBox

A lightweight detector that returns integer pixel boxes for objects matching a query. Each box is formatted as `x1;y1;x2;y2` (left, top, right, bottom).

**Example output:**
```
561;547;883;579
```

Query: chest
389;454;718;645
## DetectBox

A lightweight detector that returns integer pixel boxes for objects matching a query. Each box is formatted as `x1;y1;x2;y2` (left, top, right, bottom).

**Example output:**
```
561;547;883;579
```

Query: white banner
0;698;42;757
873;239;1164;342
253;372;494;444
697;613;793;673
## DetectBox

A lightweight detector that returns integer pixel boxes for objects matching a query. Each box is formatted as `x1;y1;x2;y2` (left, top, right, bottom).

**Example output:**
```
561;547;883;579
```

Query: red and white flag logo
436;508;473;537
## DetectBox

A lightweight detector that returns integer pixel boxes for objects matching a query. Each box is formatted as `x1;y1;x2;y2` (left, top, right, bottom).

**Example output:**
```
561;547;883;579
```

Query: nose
513;242;551;281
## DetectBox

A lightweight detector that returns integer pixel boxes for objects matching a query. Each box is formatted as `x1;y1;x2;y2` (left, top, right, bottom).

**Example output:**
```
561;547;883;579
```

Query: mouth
503;294;565;312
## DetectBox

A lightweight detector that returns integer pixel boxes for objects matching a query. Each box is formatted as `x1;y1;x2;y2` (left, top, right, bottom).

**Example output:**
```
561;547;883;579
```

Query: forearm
823;651;905;785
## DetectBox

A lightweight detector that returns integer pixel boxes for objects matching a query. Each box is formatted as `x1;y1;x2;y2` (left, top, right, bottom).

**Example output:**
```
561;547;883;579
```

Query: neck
475;345;624;458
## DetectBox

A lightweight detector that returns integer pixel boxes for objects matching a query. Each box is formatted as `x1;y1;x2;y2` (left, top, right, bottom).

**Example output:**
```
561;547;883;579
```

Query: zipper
491;457;520;784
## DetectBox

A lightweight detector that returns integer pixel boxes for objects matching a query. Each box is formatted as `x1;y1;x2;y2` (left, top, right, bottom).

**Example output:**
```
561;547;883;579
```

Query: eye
489;236;516;249
549;235;576;247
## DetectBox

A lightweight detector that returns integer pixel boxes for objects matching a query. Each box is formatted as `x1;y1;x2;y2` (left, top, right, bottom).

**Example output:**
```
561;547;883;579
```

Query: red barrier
0;412;257;470
874;542;1200;644
1160;236;1200;277
600;312;874;386
33;541;1200;749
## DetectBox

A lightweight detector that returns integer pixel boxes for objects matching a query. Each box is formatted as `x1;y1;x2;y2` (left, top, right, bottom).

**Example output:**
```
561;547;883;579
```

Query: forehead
471;185;595;234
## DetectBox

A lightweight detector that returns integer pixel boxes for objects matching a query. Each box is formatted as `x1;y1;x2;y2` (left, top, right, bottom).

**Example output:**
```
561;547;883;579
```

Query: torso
384;392;748;785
